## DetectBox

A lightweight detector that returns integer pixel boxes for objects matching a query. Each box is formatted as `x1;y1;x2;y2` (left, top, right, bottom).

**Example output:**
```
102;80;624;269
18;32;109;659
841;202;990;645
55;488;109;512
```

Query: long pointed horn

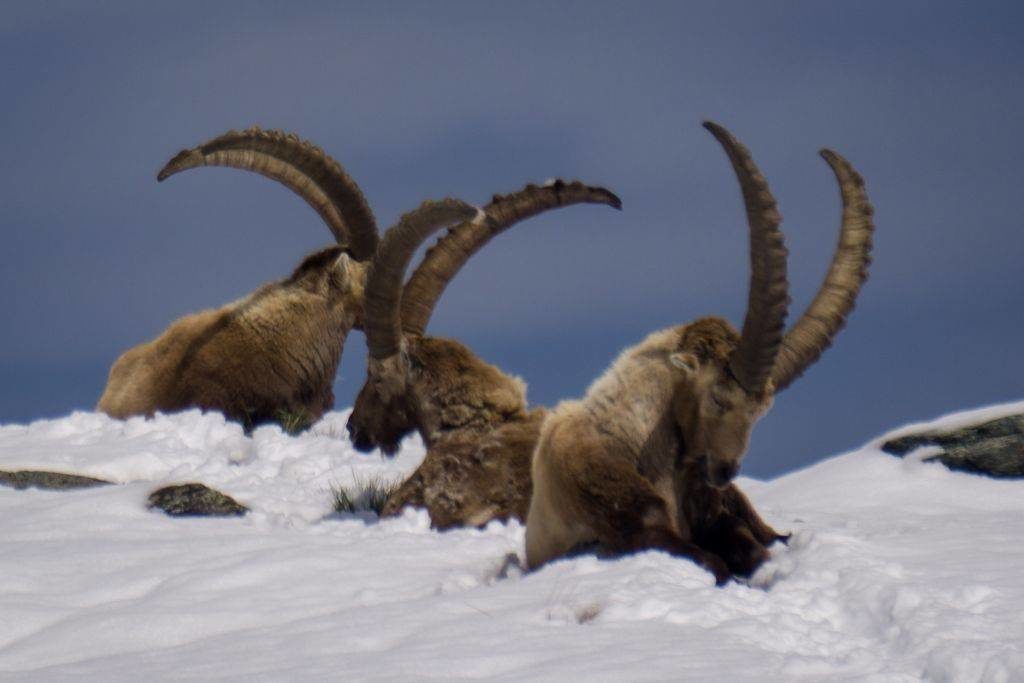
703;121;790;394
770;150;874;392
157;127;379;260
399;180;622;336
364;199;481;360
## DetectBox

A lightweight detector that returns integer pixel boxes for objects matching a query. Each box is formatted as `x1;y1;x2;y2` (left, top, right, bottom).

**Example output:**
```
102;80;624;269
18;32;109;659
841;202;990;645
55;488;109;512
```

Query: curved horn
157;127;379;260
770;149;874;392
364;199;481;360
400;180;622;336
703;121;790;394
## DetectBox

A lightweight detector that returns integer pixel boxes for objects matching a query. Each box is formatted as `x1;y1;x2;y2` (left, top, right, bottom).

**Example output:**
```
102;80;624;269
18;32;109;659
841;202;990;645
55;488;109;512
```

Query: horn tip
156;149;204;183
819;148;855;171
603;189;623;210
156;162;181;182
701;120;725;135
701;120;745;154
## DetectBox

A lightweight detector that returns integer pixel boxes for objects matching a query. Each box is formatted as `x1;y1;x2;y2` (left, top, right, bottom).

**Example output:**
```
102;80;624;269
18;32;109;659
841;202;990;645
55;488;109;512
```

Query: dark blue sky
2;2;1022;478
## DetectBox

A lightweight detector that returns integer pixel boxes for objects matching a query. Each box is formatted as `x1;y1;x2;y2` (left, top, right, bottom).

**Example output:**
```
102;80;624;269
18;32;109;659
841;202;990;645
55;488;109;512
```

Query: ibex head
667;121;873;488
666;318;772;487
347;199;483;455
347;181;622;455
348;352;417;455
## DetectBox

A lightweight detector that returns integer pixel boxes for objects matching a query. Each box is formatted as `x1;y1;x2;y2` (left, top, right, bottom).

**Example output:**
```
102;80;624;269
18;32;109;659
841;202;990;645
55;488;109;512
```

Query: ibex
346;181;622;528
525;122;874;584
99;128;383;429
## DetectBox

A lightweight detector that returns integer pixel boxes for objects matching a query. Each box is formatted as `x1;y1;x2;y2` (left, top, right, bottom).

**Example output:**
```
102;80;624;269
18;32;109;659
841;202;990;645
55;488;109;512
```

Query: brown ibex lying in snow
526;122;874;584
99;129;471;431
346;181;622;528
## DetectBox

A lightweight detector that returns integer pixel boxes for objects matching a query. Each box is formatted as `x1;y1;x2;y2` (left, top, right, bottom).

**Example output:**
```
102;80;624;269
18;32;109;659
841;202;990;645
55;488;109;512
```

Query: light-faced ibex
526;122;874;584
346;182;622;528
99;128;384;429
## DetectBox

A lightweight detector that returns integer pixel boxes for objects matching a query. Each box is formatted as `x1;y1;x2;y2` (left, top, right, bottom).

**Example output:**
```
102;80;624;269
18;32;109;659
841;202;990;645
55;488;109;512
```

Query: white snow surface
1;405;1023;681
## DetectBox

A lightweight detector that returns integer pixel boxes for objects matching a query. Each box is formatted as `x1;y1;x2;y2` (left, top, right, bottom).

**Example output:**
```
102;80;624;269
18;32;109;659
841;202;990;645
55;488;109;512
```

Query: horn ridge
702;121;790;394
769;148;874;392
363;199;480;360
157;127;379;259
399;180;622;336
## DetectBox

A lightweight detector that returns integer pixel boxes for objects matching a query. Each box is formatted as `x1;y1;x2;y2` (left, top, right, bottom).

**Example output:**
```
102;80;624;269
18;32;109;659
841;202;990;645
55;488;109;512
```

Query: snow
2;405;1023;681
0;410;424;524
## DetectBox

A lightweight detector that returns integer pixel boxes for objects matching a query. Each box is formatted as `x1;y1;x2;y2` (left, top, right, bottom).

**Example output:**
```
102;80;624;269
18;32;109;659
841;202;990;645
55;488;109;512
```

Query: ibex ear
334;249;354;270
669;352;699;375
334;250;366;290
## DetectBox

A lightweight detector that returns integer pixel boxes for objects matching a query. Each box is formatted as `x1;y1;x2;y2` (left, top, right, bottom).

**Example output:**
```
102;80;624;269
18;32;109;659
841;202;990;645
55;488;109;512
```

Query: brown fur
379;408;545;529
408;338;529;439
348;335;536;528
351;326;781;544
525;128;872;581
526;318;785;584
98;247;367;429
349;336;529;454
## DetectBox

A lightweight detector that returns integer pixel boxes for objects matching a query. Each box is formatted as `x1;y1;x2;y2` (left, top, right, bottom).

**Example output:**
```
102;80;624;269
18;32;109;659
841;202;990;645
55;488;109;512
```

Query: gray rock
880;414;1024;478
148;483;248;517
0;470;113;491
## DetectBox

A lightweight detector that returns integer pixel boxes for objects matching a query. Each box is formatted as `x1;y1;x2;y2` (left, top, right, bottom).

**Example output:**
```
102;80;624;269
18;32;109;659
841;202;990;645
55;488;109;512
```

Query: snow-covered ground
1;405;1022;682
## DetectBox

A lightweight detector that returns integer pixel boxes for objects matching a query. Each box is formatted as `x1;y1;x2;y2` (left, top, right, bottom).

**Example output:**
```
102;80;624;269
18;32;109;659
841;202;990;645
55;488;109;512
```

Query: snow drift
1;405;1022;681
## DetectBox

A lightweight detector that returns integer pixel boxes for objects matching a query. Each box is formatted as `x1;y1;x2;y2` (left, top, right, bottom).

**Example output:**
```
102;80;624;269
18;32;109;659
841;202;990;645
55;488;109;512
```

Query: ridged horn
770;149;874;392
364;199;481;360
703;121;790;394
400;180;622;336
157;127;379;260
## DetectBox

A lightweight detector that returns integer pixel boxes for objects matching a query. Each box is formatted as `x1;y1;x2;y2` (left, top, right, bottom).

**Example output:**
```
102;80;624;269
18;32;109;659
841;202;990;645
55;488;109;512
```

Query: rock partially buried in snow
0;469;113;490
880;413;1024;478
148;483;249;517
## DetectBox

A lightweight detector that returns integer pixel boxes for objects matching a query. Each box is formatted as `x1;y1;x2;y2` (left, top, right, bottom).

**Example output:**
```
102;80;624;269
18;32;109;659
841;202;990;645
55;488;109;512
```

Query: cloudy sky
2;1;1021;478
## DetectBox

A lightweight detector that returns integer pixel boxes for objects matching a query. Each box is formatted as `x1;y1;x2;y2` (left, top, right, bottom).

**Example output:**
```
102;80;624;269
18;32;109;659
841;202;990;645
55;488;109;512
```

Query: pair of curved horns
362;181;622;360
157;127;380;261
705;121;874;394
363;199;482;360
399;180;622;336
